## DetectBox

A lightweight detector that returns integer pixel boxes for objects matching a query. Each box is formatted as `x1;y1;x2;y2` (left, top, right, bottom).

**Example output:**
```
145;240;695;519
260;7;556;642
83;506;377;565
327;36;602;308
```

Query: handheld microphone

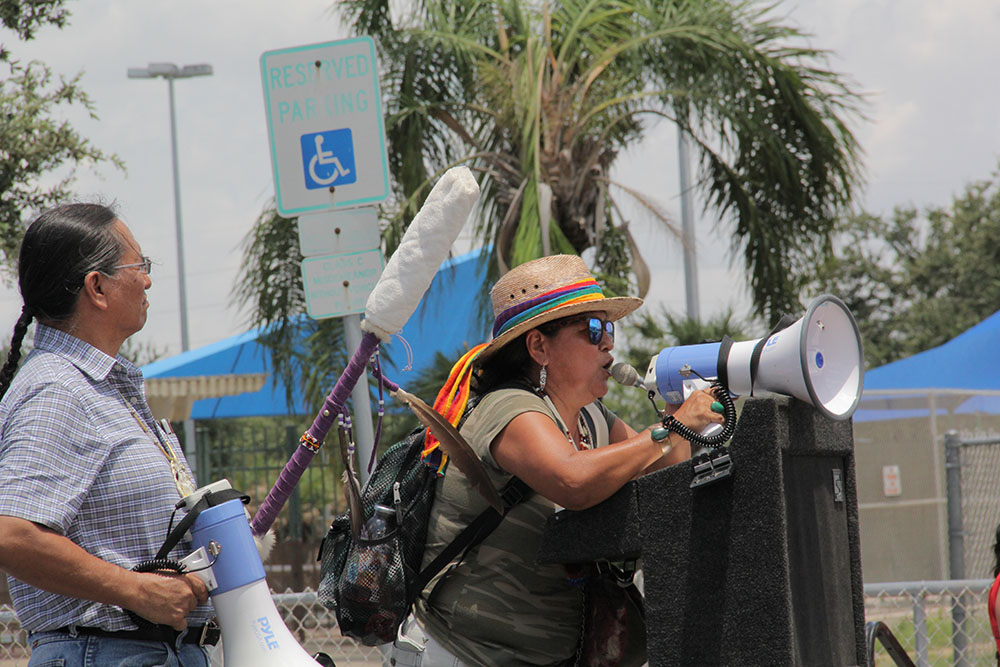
610;362;645;388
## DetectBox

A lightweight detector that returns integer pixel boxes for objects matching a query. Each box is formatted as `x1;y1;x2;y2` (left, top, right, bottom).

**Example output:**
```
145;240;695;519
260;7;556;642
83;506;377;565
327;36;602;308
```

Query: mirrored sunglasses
586;317;614;345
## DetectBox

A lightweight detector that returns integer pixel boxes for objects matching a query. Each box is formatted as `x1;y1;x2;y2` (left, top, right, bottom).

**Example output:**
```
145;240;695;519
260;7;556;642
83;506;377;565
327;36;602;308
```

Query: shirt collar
32;324;141;383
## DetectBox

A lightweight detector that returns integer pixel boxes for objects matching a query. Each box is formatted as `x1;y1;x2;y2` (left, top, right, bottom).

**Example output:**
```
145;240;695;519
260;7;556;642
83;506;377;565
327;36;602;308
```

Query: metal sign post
342;313;375;484
261;36;392;483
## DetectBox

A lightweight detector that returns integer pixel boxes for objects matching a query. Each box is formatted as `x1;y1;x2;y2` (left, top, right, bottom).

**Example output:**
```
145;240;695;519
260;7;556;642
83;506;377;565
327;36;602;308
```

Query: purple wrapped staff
251;167;480;537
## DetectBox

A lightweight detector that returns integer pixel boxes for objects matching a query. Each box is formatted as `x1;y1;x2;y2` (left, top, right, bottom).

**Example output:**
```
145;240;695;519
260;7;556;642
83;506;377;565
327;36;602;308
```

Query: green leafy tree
803;166;1000;368
0;0;123;272
0;1;70;40
238;0;864;411
337;0;863;322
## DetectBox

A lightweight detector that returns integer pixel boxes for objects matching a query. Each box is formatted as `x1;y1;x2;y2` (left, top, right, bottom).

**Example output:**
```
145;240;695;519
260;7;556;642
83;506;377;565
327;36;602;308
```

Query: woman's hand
667;387;726;434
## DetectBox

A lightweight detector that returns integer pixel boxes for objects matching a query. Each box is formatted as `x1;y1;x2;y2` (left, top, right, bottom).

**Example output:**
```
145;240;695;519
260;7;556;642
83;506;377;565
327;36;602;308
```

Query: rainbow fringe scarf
420;343;488;474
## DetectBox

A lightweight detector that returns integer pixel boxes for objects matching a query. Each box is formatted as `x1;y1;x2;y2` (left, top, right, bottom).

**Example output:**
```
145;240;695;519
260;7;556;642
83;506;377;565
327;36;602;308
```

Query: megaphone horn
642;295;864;421
188;497;323;666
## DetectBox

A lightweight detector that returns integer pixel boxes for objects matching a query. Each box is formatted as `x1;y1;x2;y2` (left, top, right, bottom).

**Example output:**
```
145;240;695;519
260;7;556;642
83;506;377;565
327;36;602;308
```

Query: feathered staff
250;167;485;538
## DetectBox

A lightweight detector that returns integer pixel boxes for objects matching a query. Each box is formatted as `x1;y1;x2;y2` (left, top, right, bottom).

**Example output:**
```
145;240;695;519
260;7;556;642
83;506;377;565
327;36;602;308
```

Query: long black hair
0;203;123;398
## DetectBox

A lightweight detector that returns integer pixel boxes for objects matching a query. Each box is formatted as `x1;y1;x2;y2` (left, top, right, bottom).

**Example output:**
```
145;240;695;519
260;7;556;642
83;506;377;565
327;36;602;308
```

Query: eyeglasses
586;317;614;345
112;256;152;275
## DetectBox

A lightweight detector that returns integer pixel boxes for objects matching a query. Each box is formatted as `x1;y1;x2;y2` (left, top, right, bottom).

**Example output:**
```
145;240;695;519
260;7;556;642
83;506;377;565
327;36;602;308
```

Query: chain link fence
866;579;996;667
0;589;384;667
948;430;1000;581
2;582;997;665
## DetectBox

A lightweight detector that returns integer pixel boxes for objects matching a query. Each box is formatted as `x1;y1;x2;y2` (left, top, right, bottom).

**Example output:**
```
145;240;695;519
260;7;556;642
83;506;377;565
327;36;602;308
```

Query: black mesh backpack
317;425;530;646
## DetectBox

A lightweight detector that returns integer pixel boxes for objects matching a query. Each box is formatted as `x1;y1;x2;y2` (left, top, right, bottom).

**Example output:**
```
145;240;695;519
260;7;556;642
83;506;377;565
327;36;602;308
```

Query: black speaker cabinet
537;397;865;667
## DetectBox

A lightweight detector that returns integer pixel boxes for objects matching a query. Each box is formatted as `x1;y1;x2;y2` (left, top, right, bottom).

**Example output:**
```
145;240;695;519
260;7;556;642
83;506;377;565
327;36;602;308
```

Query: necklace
540;394;592;451
117;389;197;498
572;413;592;451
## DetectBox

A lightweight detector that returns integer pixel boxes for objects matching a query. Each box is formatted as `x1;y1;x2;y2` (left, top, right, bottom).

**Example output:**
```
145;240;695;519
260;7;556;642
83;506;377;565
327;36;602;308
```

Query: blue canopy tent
854;308;1000;422
142;249;490;420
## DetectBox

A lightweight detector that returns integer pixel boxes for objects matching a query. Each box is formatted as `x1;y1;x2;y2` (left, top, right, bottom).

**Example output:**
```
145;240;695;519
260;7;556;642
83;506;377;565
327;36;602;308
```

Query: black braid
0;308;34;400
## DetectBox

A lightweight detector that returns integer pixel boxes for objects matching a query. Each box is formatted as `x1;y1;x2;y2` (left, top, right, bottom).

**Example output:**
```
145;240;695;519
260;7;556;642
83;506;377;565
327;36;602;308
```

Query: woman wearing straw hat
393;254;723;666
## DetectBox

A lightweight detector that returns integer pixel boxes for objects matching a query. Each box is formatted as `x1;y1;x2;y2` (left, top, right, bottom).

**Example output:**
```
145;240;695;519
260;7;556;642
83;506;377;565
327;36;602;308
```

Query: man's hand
0;516;211;631
126;571;210;631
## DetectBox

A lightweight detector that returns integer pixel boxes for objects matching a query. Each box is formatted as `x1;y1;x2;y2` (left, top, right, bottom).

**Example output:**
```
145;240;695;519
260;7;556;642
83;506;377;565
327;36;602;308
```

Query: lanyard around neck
116;387;196;497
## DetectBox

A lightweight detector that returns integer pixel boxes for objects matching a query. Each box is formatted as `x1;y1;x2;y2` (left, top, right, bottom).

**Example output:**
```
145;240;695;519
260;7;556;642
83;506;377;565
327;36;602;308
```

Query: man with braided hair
0;203;216;666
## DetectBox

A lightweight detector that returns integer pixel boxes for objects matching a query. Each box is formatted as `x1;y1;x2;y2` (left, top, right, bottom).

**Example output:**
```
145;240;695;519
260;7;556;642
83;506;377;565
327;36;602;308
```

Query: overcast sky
2;0;998;359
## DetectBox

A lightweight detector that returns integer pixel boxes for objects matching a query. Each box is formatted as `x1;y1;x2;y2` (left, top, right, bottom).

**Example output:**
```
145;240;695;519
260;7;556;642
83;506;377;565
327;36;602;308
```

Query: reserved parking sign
261;37;389;217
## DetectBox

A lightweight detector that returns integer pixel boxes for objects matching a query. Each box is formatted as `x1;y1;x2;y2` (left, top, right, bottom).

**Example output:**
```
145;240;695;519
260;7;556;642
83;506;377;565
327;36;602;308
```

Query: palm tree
337;0;863;321
235;0;864;409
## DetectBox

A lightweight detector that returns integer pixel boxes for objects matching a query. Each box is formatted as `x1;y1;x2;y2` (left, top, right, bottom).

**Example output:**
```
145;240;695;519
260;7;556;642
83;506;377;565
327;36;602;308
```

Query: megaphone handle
662;380;737;448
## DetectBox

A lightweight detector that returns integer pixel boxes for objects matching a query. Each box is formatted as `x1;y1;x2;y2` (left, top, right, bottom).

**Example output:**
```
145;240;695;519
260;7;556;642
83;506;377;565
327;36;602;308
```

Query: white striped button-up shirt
0;325;212;631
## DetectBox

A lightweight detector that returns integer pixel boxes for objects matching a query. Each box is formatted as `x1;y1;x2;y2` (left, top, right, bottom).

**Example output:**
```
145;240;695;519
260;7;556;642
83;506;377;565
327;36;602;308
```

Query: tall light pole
127;62;212;479
677;128;701;323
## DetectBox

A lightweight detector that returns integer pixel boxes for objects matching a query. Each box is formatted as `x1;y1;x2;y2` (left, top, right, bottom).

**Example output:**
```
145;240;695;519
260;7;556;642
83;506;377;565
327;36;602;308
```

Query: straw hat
478;255;642;362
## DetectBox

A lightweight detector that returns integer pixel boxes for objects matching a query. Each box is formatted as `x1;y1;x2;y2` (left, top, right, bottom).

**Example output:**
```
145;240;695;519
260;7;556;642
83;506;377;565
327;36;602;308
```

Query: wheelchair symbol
309;135;350;184
300;129;358;190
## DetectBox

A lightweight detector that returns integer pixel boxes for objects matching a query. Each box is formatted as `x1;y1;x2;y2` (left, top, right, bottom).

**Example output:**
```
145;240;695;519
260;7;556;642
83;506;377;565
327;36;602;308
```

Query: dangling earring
538;365;547;393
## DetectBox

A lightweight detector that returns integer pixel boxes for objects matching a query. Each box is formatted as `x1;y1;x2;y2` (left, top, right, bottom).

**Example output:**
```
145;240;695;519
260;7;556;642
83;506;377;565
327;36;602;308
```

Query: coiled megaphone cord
661;380;737;448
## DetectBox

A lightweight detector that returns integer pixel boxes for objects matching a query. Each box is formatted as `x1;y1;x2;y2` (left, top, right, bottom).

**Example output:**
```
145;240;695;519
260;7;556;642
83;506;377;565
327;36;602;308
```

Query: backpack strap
412;476;533;597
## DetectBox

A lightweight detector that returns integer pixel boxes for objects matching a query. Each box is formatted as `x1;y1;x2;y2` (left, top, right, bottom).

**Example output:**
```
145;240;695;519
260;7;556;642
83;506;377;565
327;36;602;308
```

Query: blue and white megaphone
635;295;864;421
179;481;323;666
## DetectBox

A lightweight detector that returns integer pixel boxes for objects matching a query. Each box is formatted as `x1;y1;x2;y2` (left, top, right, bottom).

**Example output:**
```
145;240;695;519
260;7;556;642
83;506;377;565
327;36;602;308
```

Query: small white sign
301;248;384;319
298;207;380;257
882;465;902;497
261;36;389;217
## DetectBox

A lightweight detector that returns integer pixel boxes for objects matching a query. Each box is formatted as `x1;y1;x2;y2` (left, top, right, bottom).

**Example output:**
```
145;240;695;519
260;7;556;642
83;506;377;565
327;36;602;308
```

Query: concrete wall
854;409;1000;583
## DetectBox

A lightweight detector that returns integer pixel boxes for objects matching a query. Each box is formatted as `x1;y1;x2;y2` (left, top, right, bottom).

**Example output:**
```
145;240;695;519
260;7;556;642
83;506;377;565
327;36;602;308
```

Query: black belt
56;622;220;647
